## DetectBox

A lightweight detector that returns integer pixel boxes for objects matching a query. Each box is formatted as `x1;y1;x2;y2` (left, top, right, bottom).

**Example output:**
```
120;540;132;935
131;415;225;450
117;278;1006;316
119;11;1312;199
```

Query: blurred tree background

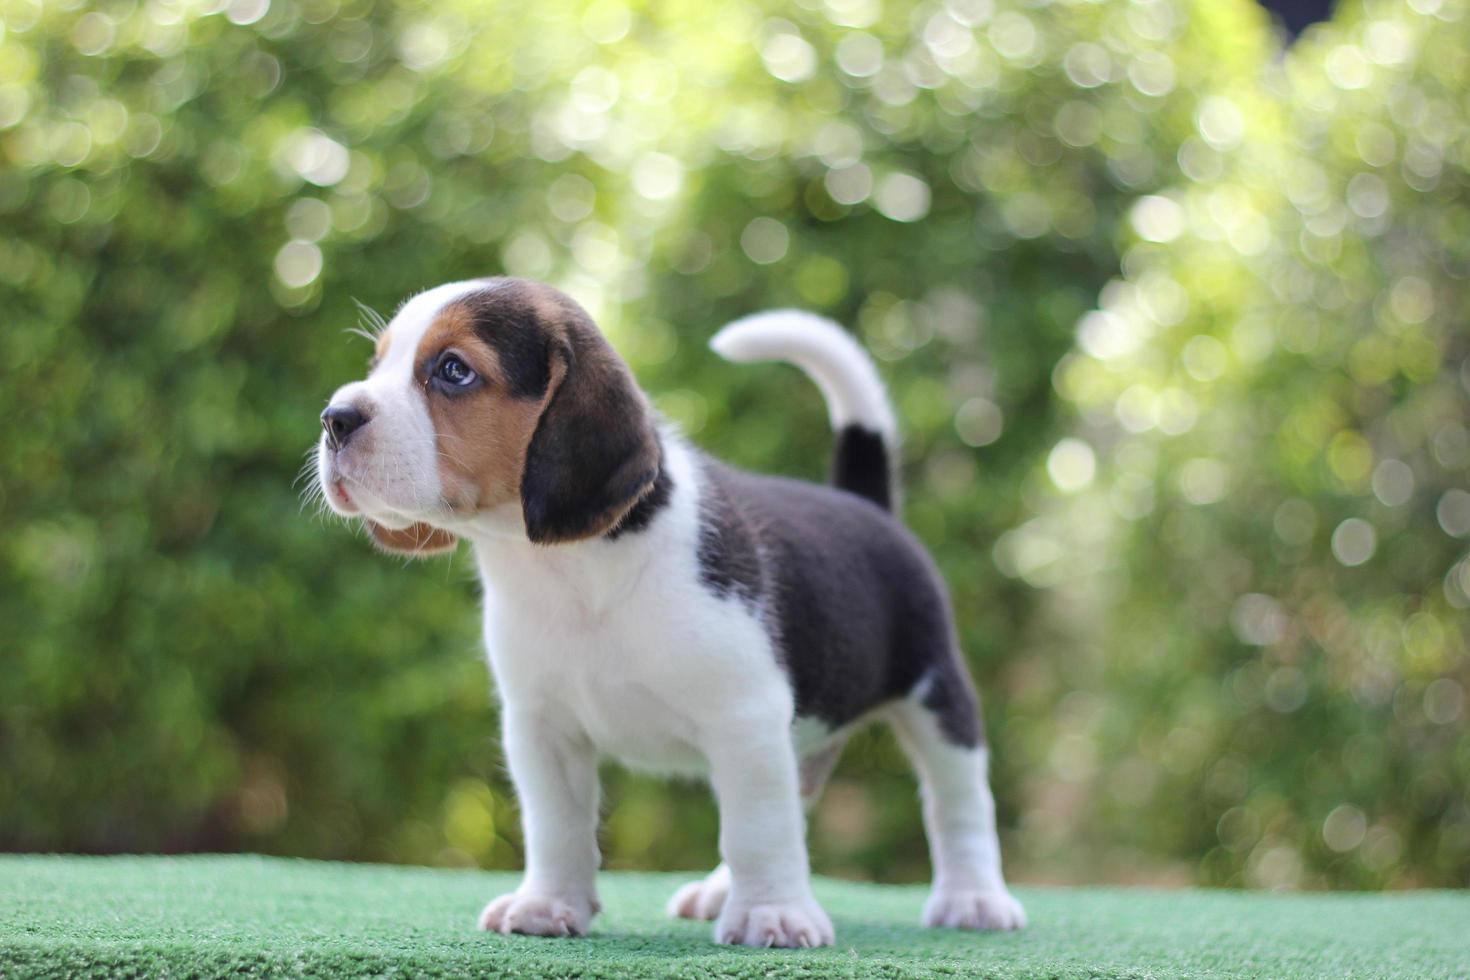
1;0;1466;890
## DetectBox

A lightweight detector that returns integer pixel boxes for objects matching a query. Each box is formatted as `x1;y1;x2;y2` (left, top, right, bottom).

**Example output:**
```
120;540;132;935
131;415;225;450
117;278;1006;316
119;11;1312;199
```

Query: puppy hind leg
667;738;846;922
888;683;1027;931
798;736;846;810
666;864;730;921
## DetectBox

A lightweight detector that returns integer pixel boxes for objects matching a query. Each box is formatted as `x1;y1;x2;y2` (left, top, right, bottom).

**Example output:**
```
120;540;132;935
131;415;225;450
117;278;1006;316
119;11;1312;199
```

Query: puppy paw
477;890;597;938
922;887;1027;931
715;894;834;948
666;864;731;921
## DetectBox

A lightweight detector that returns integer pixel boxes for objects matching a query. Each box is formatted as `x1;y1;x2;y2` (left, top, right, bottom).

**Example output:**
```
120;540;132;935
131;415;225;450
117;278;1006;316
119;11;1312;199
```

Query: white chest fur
467;441;796;776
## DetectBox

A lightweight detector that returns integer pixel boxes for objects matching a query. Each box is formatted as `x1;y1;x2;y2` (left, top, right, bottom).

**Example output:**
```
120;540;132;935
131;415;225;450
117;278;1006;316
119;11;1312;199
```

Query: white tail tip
710;309;896;439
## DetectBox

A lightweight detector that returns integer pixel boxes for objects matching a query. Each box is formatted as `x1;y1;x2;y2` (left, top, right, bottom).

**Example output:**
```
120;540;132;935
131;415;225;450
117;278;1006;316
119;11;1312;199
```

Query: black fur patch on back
830;424;891;511
698;458;983;748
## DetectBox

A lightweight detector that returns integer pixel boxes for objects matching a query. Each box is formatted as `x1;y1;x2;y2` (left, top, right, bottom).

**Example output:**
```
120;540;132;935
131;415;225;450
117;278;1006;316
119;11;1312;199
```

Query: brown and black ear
364;520;459;558
520;316;660;545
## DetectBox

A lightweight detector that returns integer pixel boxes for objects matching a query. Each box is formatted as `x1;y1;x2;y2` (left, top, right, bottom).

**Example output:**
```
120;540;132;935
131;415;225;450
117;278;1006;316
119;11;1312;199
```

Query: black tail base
830;424;891;511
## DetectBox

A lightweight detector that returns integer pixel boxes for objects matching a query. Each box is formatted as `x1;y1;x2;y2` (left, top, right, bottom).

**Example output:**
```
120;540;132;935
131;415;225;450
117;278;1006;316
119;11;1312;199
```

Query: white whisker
351;298;389;337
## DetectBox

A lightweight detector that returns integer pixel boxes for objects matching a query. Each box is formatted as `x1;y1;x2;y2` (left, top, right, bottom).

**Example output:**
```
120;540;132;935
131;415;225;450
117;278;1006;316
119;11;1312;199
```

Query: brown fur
365;520;459;555
415;302;547;516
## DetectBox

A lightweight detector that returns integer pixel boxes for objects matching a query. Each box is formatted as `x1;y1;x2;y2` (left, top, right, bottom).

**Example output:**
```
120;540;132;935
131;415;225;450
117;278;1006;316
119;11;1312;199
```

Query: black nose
320;404;367;450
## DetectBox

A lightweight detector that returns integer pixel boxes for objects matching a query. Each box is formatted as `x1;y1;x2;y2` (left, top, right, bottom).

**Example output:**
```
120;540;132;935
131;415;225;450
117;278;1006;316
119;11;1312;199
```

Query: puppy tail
710;310;898;512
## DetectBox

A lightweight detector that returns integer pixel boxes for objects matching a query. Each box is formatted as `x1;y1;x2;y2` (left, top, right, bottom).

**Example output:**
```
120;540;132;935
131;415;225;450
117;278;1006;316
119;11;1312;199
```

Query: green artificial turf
2;856;1465;979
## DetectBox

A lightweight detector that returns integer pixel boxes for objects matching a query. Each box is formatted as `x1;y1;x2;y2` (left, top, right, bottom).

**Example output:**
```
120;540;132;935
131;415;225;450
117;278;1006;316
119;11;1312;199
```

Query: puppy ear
363;520;459;558
520;323;660;544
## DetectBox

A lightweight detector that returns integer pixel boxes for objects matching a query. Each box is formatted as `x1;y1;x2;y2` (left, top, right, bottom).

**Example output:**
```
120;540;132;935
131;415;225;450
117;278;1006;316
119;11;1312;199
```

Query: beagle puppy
315;278;1025;947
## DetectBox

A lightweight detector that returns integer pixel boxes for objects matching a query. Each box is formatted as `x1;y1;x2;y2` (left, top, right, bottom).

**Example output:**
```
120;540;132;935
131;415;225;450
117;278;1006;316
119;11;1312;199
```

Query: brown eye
436;354;476;387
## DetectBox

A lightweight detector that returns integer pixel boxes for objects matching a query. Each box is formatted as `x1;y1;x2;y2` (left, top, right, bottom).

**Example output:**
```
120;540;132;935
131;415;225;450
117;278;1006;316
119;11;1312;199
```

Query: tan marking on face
374;330;392;368
414;302;549;513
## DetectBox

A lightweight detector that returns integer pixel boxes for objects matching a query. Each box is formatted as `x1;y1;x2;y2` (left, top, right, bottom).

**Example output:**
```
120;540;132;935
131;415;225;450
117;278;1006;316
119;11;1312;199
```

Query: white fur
466;437;830;945
710;310;897;440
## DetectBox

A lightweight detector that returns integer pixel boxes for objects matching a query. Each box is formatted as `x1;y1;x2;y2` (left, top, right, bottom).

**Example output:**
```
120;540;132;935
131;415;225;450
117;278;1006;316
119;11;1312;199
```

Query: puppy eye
436;354;477;387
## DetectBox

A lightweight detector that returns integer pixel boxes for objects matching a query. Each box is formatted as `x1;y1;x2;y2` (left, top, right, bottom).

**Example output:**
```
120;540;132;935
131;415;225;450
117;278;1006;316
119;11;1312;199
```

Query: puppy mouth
332;478;357;510
324;464;416;526
328;473;360;513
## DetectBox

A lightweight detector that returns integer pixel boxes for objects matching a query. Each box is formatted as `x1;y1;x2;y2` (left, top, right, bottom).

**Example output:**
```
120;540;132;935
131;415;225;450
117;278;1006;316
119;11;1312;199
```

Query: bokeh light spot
955;397;1004;447
740;217;790;265
274;240;323;288
1047;438;1096;493
1129;195;1185;243
1331;518;1377;567
1436;489;1470;538
1371;459;1414;507
873;172;931;222
1322;805;1367;852
762;30;817;83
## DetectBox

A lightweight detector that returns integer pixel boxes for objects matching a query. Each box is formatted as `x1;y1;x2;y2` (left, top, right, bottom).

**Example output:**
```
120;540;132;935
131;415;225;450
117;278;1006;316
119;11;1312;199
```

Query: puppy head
315;278;660;554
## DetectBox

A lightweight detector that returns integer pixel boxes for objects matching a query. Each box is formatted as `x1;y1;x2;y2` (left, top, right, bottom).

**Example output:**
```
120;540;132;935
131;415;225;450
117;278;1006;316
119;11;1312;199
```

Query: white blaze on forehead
376;279;489;377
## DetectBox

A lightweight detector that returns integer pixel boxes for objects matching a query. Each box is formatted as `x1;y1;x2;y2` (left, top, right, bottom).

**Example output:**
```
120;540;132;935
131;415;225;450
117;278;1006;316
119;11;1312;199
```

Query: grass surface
2;855;1466;978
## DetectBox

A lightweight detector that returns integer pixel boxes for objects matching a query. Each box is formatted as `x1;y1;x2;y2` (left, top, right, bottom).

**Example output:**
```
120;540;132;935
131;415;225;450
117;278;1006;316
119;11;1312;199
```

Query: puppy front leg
706;733;834;948
478;708;601;938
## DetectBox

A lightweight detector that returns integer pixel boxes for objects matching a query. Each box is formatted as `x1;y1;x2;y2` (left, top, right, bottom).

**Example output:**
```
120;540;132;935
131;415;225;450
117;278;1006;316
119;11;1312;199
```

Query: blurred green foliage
1;0;1465;890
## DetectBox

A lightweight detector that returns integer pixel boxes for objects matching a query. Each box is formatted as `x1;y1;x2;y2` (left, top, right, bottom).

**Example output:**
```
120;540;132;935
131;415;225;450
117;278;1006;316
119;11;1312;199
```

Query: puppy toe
715;896;834;948
922;888;1027;931
477;891;595;938
666;880;705;919
476;893;517;932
